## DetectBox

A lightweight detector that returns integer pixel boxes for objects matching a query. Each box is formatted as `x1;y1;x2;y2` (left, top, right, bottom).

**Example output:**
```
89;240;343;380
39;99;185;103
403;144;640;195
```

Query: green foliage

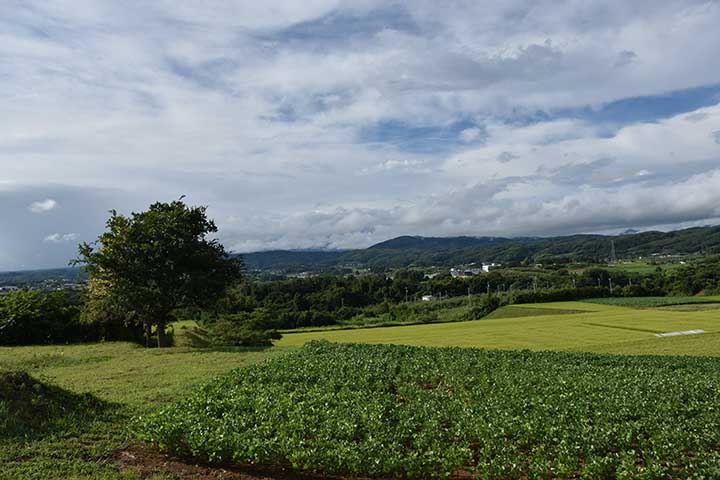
75;199;242;347
202;309;281;347
511;286;612;304
0;289;87;345
464;294;502;320
584;296;720;308
139;341;720;479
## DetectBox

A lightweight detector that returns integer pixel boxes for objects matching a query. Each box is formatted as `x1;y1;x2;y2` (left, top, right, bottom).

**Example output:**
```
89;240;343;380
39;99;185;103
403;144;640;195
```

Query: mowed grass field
276;297;720;356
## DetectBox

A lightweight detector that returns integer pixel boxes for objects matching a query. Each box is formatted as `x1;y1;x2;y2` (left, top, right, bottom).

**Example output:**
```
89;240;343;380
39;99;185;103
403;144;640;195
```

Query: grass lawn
0;341;286;479
276;300;720;356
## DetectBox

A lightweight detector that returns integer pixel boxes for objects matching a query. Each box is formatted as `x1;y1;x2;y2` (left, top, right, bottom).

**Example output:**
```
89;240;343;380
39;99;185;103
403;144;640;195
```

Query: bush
511;286;611;304
0;289;144;346
465;294;502;320
203;309;281;347
0;290;81;345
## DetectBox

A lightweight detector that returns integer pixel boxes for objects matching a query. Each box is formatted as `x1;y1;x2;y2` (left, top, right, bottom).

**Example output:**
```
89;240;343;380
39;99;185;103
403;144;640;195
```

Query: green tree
75;199;242;347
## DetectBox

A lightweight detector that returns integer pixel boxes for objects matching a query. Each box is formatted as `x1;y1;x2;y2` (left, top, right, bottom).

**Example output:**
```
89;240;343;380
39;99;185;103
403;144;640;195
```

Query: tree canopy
75;199;242;347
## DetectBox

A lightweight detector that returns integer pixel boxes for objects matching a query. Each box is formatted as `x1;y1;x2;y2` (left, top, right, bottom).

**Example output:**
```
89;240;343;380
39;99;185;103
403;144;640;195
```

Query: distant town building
450;263;501;278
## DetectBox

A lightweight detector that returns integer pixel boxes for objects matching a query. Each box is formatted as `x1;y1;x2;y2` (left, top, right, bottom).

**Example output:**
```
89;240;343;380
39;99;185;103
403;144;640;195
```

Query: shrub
203;309;281;347
464;294;502;320
511;286;611;304
0;290;81;345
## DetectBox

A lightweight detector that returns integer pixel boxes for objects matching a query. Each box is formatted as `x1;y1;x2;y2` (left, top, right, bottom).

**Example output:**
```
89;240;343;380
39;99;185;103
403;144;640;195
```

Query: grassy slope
0;341;285;479
276;299;720;355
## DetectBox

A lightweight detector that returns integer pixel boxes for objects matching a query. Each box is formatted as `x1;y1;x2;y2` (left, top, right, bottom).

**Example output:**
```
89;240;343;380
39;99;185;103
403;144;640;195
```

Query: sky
2;1;720;270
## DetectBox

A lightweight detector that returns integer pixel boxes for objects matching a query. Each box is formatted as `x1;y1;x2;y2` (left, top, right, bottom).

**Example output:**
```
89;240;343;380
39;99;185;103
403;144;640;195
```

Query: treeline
0;289;142;346
209;257;720;329
4;257;720;345
243;226;720;271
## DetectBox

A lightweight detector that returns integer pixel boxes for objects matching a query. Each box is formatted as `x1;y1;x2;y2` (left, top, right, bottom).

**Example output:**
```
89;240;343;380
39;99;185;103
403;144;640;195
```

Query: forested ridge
242;225;720;271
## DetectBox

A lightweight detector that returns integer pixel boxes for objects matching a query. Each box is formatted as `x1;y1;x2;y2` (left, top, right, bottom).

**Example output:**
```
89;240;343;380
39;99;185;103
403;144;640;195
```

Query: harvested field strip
584;322;660;334
484;305;589;319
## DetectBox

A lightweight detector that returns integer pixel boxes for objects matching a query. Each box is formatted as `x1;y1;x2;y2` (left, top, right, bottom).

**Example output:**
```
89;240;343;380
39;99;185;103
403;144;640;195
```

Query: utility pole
609;277;613;294
405;287;408;303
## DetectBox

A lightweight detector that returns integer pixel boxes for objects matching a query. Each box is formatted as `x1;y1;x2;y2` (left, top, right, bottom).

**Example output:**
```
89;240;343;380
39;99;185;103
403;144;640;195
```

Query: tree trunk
144;321;152;348
157;320;170;348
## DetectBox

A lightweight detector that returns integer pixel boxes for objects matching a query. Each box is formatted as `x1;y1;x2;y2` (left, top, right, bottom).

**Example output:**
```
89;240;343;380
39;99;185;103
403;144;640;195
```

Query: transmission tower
610;239;617;264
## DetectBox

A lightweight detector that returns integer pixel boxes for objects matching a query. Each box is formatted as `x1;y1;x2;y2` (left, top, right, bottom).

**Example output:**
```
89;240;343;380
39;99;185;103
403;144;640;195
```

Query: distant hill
241;225;720;271
240;250;347;271
0;267;87;286
6;225;720;279
368;235;508;251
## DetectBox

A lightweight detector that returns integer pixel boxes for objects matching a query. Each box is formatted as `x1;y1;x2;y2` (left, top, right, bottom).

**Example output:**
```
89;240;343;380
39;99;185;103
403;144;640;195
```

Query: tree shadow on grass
0;370;118;440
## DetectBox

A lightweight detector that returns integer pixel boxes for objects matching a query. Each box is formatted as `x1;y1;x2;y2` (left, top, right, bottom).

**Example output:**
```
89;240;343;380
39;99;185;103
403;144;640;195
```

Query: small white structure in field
421;295;435;302
655;329;705;338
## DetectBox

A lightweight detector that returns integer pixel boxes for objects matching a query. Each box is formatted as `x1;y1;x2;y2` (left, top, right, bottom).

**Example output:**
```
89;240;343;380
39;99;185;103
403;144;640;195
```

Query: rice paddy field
276;296;720;356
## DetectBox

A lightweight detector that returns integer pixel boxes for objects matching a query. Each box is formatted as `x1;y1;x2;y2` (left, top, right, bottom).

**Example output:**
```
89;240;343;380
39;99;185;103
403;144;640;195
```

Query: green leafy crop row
584;296;720;308
137;342;720;479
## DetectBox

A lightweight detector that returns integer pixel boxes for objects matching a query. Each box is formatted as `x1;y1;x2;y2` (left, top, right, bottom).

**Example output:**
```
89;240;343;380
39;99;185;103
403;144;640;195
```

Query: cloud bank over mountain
1;1;720;269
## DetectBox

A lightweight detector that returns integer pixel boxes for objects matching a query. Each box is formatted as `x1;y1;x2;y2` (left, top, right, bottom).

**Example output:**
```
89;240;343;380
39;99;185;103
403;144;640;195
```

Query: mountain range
3;225;719;283
241;225;720;271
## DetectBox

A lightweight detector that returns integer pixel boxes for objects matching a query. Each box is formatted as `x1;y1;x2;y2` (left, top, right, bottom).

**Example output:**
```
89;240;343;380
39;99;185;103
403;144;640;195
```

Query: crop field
141;341;720;479
584;296;720;308
276;298;720;356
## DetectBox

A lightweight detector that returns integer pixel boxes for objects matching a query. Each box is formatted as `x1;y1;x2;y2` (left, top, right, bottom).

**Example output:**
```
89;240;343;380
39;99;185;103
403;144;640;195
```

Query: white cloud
1;0;720;268
28;198;58;213
43;233;78;243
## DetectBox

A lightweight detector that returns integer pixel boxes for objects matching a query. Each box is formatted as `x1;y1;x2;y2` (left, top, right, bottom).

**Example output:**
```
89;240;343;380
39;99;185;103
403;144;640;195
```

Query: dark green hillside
0;267;87;286
241;225;720;271
241;250;346;271
367;235;507;251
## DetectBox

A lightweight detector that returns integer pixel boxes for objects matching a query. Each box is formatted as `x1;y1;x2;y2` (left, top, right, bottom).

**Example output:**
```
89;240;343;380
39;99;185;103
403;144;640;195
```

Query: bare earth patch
114;444;475;480
114;444;373;480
